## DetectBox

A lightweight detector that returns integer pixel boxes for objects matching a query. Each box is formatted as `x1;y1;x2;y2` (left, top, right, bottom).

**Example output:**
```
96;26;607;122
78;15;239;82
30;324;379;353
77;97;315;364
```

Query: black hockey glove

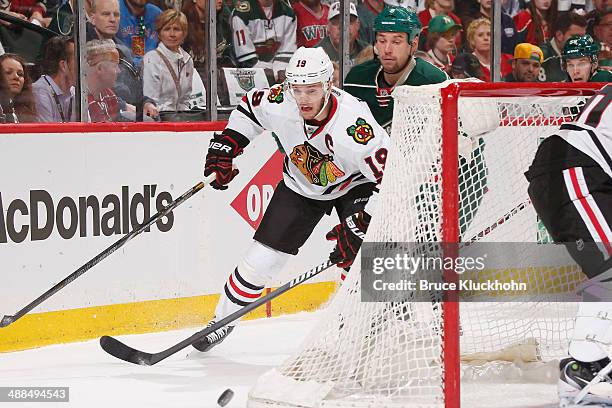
326;211;371;270
204;133;247;190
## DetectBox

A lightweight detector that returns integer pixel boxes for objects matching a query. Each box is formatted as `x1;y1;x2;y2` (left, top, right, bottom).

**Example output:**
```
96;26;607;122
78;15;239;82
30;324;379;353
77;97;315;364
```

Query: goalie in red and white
194;47;390;352
526;84;612;407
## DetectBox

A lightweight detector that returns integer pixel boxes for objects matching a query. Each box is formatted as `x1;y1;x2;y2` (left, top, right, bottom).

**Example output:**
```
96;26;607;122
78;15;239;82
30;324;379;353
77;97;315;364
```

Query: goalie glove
204;132;248;190
326;211;371;270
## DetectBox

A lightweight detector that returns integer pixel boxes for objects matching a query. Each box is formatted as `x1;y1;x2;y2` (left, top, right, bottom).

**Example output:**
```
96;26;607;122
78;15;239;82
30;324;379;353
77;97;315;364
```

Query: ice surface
0;312;561;408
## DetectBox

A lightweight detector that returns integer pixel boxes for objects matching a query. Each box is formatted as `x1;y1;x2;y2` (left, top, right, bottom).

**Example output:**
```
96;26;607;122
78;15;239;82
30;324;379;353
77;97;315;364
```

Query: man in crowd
292;0;328;48
357;0;384;44
86;39;134;122
116;0;162;67
593;9;612;68
503;42;543;82
88;0;156;115
345;6;447;134
540;11;587;82
32;36;76;122
562;33;612;82
231;0;296;83
316;2;370;66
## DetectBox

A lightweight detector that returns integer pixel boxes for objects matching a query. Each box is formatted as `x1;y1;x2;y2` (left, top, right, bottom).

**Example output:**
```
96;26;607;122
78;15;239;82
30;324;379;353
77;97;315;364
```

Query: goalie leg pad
570;302;612;363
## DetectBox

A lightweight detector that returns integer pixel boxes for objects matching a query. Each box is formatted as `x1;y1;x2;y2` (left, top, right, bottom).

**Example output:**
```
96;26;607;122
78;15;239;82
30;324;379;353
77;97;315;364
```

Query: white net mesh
248;81;594;408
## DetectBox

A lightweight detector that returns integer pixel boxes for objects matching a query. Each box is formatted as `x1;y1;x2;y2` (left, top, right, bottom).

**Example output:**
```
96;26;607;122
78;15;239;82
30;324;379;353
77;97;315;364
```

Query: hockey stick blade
0;174;216;329
100;336;155;366
0;315;14;328
100;259;335;366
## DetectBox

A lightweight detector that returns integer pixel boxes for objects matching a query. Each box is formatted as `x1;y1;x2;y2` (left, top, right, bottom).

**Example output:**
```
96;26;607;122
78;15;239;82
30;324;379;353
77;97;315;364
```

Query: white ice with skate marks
0;311;584;408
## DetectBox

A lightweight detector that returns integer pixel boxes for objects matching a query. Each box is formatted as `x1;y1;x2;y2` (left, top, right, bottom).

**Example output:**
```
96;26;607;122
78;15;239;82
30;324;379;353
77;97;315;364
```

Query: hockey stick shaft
0;175;216;328
100;259;335;366
465;200;531;244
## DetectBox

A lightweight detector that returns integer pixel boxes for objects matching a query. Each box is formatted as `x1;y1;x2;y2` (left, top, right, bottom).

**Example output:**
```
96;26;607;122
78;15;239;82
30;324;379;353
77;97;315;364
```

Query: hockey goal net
247;81;602;408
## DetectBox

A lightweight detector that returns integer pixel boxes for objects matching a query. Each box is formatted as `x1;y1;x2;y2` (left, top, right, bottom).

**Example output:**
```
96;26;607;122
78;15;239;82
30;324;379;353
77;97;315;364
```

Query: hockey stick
464;199;531;244
0;174;216;329
100;259;335;366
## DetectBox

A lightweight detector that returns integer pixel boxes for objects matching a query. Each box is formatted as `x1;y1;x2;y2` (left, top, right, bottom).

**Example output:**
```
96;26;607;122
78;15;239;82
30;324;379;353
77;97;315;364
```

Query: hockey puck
217;388;234;407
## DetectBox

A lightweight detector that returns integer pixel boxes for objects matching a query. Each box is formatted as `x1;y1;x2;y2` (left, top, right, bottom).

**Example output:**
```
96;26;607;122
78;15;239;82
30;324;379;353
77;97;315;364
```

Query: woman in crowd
467;17;512;81
0;53;36;123
514;0;558;46
143;9;194;113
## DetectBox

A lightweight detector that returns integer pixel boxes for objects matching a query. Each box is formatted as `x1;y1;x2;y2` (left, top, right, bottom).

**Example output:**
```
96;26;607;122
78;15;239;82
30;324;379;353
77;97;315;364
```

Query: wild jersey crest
290;141;345;186
347;118;374;145
267;85;284;103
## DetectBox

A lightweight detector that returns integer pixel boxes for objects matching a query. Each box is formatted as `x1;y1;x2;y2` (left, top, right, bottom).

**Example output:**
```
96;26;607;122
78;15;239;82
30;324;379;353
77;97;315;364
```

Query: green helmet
374;6;422;41
562;34;600;64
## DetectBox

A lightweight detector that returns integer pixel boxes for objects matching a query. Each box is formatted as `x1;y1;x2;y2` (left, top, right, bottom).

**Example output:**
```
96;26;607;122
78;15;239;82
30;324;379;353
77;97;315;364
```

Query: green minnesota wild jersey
344;57;448;133
590;70;612;82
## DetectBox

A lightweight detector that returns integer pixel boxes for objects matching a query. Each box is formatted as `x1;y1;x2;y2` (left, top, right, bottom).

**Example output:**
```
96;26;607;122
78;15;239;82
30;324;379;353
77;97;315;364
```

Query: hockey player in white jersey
526;84;612;407
193;47;390;352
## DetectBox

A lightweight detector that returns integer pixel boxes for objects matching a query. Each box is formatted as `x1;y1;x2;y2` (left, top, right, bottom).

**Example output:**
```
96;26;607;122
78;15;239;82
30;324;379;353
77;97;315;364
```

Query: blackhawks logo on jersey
347;118;374;145
290;141;345;187
267;85;284;104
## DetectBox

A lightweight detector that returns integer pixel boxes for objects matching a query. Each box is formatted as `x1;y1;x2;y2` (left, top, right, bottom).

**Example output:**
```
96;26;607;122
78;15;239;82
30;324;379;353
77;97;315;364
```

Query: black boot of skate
559;357;612;406
192;320;235;352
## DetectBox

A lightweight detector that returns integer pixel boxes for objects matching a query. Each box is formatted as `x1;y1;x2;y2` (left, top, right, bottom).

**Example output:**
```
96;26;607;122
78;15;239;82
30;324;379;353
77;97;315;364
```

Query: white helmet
285;47;334;86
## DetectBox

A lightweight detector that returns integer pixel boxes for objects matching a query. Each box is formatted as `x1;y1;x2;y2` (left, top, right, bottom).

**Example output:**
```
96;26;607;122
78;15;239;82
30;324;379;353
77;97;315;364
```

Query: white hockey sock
214;241;291;322
569;302;612;363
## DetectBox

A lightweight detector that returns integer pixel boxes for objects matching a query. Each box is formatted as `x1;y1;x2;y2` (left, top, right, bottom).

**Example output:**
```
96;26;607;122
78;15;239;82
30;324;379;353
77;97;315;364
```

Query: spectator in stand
48;0;74;35
450;51;482;78
557;0;589;12
316;2;370;65
418;0;461;50
231;0;296;82
540;11;587;81
502;0;526;17
586;0;611;35
593;9;612;65
86;39;133;122
3;0;47;26
425;14;461;73
88;0;156;115
460;0;521;55
0;53;36;122
182;0;234;105
32;36;75;122
182;0;233;70
503;42;543;81
467;17;512;81
514;0;558;46
562;33;612;81
292;0;328;48
357;0;384;44
116;0;162;67
143;10;193;113
384;0;425;10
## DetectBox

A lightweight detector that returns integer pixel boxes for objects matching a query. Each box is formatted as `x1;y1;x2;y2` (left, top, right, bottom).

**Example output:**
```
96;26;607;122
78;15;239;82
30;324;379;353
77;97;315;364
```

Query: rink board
0;123;341;352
